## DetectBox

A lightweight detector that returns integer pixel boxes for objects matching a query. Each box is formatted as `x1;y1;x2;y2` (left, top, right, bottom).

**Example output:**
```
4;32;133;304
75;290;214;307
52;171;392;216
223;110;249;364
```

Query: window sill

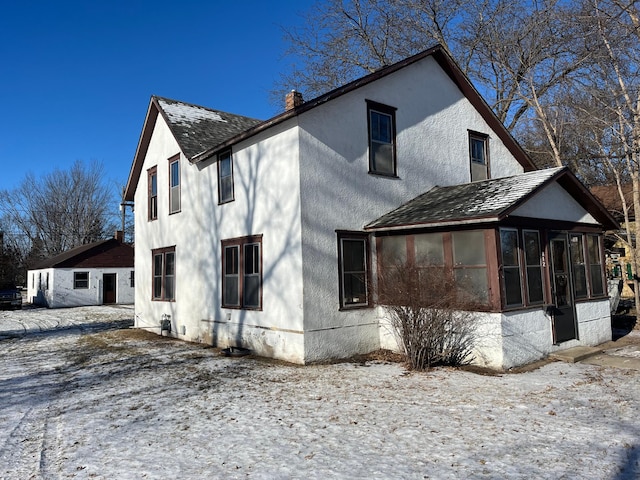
339;304;373;311
368;171;399;179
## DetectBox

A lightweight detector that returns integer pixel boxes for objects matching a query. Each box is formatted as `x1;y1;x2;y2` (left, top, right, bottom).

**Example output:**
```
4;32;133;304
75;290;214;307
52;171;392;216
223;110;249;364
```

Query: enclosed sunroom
367;167;618;369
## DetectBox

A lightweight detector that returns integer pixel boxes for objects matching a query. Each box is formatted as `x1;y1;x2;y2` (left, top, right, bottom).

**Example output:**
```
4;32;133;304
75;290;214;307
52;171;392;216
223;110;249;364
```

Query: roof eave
124;97;161;202
365;216;502;232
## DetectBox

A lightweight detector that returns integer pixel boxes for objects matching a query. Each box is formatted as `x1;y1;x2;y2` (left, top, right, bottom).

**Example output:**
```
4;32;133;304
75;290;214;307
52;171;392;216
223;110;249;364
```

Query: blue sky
0;0;313;194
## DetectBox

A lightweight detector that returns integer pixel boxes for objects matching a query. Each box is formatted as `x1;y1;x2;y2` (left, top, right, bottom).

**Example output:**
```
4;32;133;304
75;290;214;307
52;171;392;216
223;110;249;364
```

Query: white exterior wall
27;267;134;308
296;56;525;362
133;116;306;363
378;300;612;371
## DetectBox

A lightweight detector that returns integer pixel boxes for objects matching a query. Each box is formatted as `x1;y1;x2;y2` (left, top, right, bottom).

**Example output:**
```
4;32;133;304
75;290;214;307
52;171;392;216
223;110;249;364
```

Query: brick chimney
115;230;124;243
285;90;303;111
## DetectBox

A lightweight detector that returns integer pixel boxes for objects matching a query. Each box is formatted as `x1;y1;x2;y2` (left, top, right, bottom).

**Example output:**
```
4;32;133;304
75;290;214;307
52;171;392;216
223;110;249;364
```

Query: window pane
170;161;179;187
165;276;175;301
220;155;231;177
220;177;233;202
570;235;587;299
165;253;175;276
504;266;523;305
523;231;541;265
154;277;162;298
344;273;367;304
587;235;601;263
500;229;519;266
526;266;544;303
453;231;486;265
590;267;603;296
343;239;365;272
455;268;488;303
588;235;603;296
154;254;162;276
243;275;260;307
225;247;238;275
244;244;260;275
340;236;368;306
151;173;157;195
415;233;444;266
380;236;406;267
371;143;394;174
471;138;485;164
224;276;239;305
371;111;392;143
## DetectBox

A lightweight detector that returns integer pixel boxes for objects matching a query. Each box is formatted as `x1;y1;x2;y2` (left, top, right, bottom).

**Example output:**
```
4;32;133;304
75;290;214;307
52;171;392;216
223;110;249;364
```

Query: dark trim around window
168;154;181;214
337;231;371;309
366;100;397;177
469;130;489;181
148;166;157;221
152;246;176;301
74;271;89;289
221;235;263;310
217;150;234;204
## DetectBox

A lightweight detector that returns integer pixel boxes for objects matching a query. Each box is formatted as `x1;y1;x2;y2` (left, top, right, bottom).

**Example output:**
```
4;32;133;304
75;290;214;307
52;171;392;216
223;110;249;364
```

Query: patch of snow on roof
159;99;227;125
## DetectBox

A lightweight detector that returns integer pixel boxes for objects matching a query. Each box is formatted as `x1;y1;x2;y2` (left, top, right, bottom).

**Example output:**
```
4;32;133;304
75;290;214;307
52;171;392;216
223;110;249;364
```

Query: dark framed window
338;232;370;308
587;235;604;296
367;100;397;176
152;247;175;301
570;234;588;299
500;229;523;306
222;235;263;309
469;131;489;181
499;228;545;308
522;230;544;304
218;150;234;204
148;166;157;221
74;272;89;289
169;155;180;214
130;270;135;288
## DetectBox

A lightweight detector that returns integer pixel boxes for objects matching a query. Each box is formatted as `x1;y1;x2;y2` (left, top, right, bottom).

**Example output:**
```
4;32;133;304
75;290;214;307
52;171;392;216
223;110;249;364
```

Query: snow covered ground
0;305;639;479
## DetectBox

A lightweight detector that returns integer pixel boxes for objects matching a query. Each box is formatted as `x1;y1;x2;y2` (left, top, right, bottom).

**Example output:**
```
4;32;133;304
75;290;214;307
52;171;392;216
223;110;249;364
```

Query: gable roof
124;44;536;202
365;167;619;231
155;97;262;160
33;238;134;270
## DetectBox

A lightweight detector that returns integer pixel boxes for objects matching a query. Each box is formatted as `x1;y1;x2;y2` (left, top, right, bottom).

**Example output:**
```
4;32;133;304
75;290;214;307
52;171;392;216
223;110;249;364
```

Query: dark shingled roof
33;238;134;269
366;168;566;230
155;97;262;160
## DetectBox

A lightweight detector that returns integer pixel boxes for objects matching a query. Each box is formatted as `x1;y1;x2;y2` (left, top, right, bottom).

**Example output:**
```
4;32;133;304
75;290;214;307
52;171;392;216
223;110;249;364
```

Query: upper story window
338;232;371;309
169;155;181;214
469;131;489;181
148;166;157;221
218;150;234;204
367;100;397;176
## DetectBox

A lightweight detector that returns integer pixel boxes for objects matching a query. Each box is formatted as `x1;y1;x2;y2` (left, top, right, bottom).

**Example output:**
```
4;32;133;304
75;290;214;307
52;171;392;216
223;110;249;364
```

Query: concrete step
549;346;603;363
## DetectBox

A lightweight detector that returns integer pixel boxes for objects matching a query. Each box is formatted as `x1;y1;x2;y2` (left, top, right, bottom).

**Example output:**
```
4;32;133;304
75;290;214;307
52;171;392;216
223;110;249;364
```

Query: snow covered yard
0;306;639;479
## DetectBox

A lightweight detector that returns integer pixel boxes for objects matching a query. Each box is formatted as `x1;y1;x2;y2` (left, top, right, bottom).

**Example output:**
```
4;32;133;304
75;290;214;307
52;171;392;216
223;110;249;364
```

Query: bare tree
380;264;476;370
0;160;118;264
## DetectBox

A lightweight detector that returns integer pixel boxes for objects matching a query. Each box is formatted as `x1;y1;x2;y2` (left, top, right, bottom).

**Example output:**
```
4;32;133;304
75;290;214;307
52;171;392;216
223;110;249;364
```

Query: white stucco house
124;45;617;370
28;232;134;308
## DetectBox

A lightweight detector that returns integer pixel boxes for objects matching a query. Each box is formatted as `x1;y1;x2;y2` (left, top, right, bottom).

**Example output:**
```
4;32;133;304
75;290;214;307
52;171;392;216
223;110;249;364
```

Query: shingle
156;97;263;160
366;167;564;230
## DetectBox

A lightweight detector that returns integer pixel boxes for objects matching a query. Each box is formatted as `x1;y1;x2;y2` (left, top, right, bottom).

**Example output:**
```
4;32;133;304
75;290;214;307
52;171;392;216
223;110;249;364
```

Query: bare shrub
379;264;476;370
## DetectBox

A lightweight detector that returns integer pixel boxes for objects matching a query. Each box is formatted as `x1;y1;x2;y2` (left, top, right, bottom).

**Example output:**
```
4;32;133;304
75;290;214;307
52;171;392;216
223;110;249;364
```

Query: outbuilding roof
33;238;134;270
365;167;618;231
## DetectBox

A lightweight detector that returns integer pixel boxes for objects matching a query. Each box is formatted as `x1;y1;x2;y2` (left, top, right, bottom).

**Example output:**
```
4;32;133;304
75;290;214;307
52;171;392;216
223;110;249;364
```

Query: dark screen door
549;236;578;343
